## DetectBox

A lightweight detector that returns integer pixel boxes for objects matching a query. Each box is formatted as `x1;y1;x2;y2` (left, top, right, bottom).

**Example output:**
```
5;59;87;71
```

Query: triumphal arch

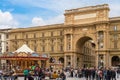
8;4;120;68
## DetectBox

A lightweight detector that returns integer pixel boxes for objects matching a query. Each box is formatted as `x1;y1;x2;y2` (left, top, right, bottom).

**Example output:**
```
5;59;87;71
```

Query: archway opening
76;36;96;68
112;56;120;67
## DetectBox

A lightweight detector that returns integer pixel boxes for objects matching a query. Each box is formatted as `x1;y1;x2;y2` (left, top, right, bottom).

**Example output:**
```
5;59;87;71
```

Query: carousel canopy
14;44;34;53
0;44;49;60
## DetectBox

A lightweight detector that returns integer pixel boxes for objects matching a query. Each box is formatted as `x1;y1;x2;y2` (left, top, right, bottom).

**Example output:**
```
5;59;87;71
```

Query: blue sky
0;0;120;29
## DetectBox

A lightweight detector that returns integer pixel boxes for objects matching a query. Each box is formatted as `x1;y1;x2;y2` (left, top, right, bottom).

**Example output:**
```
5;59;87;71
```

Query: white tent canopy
14;44;34;53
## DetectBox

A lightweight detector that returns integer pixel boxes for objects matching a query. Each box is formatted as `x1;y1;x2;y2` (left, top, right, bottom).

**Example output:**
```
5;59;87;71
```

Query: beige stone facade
8;4;120;68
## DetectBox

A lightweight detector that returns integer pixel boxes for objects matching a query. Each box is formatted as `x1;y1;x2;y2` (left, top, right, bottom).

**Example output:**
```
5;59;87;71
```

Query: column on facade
37;40;40;53
64;35;67;51
64;54;67;67
103;31;106;49
29;40;32;49
74;53;77;68
104;54;107;67
96;37;99;68
45;59;49;68
64;34;67;67
25;61;27;68
71;34;72;51
109;54;111;67
46;39;48;52
71;54;73;67
20;61;21;69
103;31;106;67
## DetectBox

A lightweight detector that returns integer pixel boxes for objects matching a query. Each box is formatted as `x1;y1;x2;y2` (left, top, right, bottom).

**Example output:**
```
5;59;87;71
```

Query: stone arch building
8;4;120;68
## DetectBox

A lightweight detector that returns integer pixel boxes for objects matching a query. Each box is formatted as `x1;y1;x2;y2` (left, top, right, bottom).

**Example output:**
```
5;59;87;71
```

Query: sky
0;0;120;29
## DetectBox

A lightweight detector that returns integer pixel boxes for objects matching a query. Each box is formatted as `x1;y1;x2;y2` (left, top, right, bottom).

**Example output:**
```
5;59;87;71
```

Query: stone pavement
66;77;120;80
17;77;120;80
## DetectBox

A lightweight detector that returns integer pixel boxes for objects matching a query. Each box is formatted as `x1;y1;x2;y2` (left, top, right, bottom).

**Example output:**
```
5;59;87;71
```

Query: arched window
49;57;55;63
112;56;120;66
59;57;64;63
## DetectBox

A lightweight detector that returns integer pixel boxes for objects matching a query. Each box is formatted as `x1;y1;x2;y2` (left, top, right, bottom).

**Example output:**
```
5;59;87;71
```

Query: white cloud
32;17;46;26
7;0;120;28
46;15;64;25
31;15;64;26
0;10;19;29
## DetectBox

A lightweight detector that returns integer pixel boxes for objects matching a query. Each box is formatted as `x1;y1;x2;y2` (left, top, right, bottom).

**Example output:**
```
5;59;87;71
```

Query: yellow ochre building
8;4;120;68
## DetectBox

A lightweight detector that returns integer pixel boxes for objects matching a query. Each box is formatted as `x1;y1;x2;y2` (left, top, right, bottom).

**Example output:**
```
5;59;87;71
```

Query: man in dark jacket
107;68;112;80
111;69;116;80
84;68;89;80
91;68;96;80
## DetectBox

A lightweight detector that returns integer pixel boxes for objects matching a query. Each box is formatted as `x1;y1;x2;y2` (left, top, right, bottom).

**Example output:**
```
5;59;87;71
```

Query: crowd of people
22;65;120;80
0;65;18;80
23;65;66;80
0;63;120;80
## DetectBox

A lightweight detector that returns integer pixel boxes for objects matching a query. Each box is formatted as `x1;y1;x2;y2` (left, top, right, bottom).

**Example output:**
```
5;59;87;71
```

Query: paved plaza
17;76;120;80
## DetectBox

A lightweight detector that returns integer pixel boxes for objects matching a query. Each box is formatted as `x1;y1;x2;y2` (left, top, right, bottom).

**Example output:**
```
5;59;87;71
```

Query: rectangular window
51;46;54;51
42;32;44;37
34;33;36;38
6;34;9;39
51;32;53;36
34;41;36;44
60;45;63;51
60;31;63;36
26;41;28;44
114;26;117;31
15;35;17;39
26;34;28;38
34;46;36;52
42;46;45;52
113;26;118;48
6;46;8;52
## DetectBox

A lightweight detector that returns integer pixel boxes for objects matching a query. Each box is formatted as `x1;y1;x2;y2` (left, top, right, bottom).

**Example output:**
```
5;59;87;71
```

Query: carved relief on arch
64;28;73;34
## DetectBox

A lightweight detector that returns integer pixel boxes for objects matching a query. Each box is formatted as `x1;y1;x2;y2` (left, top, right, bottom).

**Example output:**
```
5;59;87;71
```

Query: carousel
0;44;49;72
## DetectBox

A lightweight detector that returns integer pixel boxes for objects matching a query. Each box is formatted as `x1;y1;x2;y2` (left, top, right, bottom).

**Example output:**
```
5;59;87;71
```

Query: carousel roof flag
14;44;34;53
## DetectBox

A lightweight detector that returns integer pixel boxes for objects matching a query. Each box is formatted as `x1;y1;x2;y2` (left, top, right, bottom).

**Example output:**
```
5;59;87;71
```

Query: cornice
64;21;109;28
10;24;64;33
64;4;109;15
109;17;120;23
